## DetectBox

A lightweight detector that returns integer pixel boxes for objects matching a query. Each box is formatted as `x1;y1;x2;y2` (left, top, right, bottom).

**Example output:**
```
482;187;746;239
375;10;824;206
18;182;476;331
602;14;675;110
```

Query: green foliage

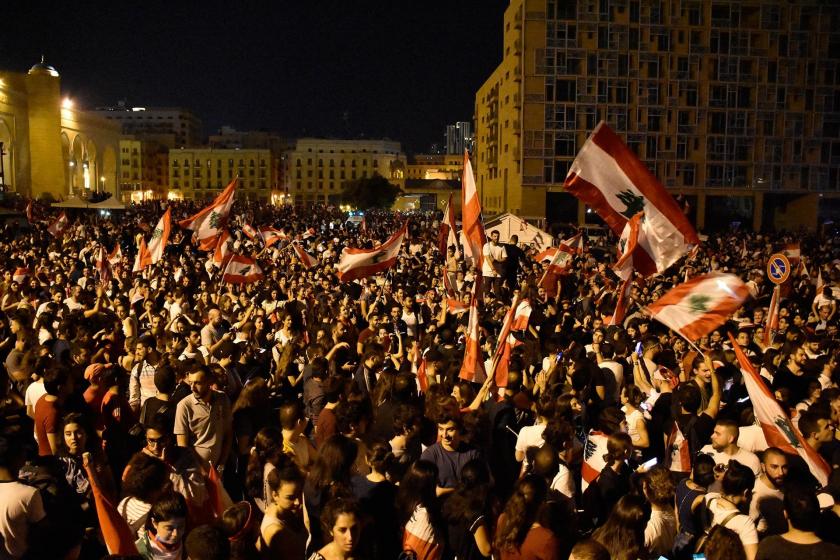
340;173;401;209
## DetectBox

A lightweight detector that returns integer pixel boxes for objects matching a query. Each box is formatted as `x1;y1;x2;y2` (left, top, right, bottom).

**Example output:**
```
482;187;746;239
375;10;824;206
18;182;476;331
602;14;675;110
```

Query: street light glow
62;97;73;109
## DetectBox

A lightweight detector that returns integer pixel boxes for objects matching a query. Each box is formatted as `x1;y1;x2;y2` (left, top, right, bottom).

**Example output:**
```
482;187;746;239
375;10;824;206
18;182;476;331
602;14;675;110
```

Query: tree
340;173;401;209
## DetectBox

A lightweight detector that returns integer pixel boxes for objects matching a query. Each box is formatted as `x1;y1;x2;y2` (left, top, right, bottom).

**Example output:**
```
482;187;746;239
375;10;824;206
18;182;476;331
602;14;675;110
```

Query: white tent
485;213;554;251
53;195;125;210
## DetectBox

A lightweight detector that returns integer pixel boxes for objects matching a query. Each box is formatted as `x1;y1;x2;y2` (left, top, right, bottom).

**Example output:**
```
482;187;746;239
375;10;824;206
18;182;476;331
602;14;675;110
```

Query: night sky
2;1;507;152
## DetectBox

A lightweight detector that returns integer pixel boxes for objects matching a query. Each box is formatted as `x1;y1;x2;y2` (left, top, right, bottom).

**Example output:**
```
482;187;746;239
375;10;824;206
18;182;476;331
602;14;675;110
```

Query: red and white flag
439;193;459;255
459;278;486;383
539;234;580;296
337;222;406;282
564;121;699;252
302;227;317;240
360;216;367;233
444;298;469;315
260;226;286;247
764;285;780;346
604;278;632;326
292;242;318;269
25;201;33;224
212;229;232;267
108;244;123;267
47;211;69;237
222;254;264;284
613;212;658;279
729;333;830;486
178;178;237;250
461;151;486;269
582;430;609;492
646;273;749;342
94;246;112;284
490;297;532;387
242;223;258;240
12;267;30;284
132;208;171;272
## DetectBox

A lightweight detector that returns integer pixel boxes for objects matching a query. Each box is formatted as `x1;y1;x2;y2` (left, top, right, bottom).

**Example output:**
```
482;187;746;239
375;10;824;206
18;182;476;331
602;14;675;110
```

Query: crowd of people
0;195;839;560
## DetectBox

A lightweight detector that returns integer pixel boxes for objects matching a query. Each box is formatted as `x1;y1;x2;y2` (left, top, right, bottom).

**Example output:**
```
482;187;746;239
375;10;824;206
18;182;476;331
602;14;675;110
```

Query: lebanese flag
242;223;258;240
212;229;232;267
439;193;459;255
223;255;264;284
360;216;367;233
539;235;579;296
84;458;139;555
260;226;286;247
293;242;318;269
47;211;69;237
581;430;609;492
12;267;30;284
646;273;749;342
461;151;486;269
459;278;486;383
178;177;237;250
564;121;699;246
764;285;780;346
415;352;429;393
491;297;531;387
614;212;658;280
132;208;171;272
94;246;112;284
302;227;317;240
445;298;469;315
206;463;233;519
25;201;33;223
604;278;632;326
729;333;830;486
337;222;407;282
107;244;122;267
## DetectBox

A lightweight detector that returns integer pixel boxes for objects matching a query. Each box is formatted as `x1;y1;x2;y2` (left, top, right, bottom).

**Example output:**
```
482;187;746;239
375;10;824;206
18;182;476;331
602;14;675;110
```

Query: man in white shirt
700;418;761;477
481;230;506;296
749;447;788;537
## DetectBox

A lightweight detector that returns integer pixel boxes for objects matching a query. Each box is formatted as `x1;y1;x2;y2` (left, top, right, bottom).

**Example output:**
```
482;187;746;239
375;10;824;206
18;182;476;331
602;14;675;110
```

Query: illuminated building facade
0;59;120;200
475;0;840;230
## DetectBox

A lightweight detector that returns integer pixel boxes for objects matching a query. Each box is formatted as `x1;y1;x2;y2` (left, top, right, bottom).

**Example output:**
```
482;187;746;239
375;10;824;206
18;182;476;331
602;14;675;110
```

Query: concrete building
0;59;121;200
475;0;840;231
282;138;406;207
445;121;473;155
91;102;203;149
119;137;168;202
406;154;463;181
167;147;276;202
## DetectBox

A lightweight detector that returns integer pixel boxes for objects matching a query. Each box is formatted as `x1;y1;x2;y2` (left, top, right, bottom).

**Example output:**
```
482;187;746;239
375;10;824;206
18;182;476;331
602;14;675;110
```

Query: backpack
693;497;740;554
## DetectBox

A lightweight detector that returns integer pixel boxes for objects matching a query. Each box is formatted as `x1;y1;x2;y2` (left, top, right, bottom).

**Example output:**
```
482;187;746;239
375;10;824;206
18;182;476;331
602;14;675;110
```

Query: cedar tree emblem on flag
617;189;645;218
687;294;710;314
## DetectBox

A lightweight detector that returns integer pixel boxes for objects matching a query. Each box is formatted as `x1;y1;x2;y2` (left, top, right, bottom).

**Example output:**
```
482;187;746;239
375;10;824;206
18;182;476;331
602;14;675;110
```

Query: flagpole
644;305;706;355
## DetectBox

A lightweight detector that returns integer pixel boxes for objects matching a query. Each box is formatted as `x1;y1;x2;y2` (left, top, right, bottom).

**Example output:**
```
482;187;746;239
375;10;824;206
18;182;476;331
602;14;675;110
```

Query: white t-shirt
699;444;761;476
644;508;677;557
737;424;768;454
749;477;785;536
625;408;646;448
0;481;46;559
24;381;47;441
481;242;506;278
515;423;546;469
705;493;759;547
550;463;575;499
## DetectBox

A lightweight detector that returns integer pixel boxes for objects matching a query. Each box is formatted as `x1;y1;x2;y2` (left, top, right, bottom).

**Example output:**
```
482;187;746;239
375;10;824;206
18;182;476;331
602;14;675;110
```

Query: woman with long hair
258;464;308;559
442;459;494;560
221;501;259;560
704;525;747;560
397;460;443;560
308;497;363;560
596;432;633;517
620;385;650;459
592;494;650;560
135;491;188;560
494;475;559;560
246;427;292;512
305;434;358;554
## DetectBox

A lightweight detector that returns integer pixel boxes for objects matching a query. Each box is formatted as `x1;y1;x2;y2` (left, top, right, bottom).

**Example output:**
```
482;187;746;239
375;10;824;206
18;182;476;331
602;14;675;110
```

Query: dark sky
2;1;507;152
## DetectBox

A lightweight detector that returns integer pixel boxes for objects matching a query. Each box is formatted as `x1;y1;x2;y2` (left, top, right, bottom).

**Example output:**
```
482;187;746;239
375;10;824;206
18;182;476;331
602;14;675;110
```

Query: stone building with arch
0;58;120;200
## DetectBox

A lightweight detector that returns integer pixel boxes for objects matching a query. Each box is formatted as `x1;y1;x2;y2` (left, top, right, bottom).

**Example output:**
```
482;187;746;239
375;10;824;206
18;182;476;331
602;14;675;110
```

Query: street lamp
69;160;75;194
100;176;105;192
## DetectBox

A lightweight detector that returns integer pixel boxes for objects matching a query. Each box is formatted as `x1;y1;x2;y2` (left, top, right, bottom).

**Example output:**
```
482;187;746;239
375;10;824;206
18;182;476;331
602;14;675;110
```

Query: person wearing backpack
672;454;716;559
699;461;759;560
